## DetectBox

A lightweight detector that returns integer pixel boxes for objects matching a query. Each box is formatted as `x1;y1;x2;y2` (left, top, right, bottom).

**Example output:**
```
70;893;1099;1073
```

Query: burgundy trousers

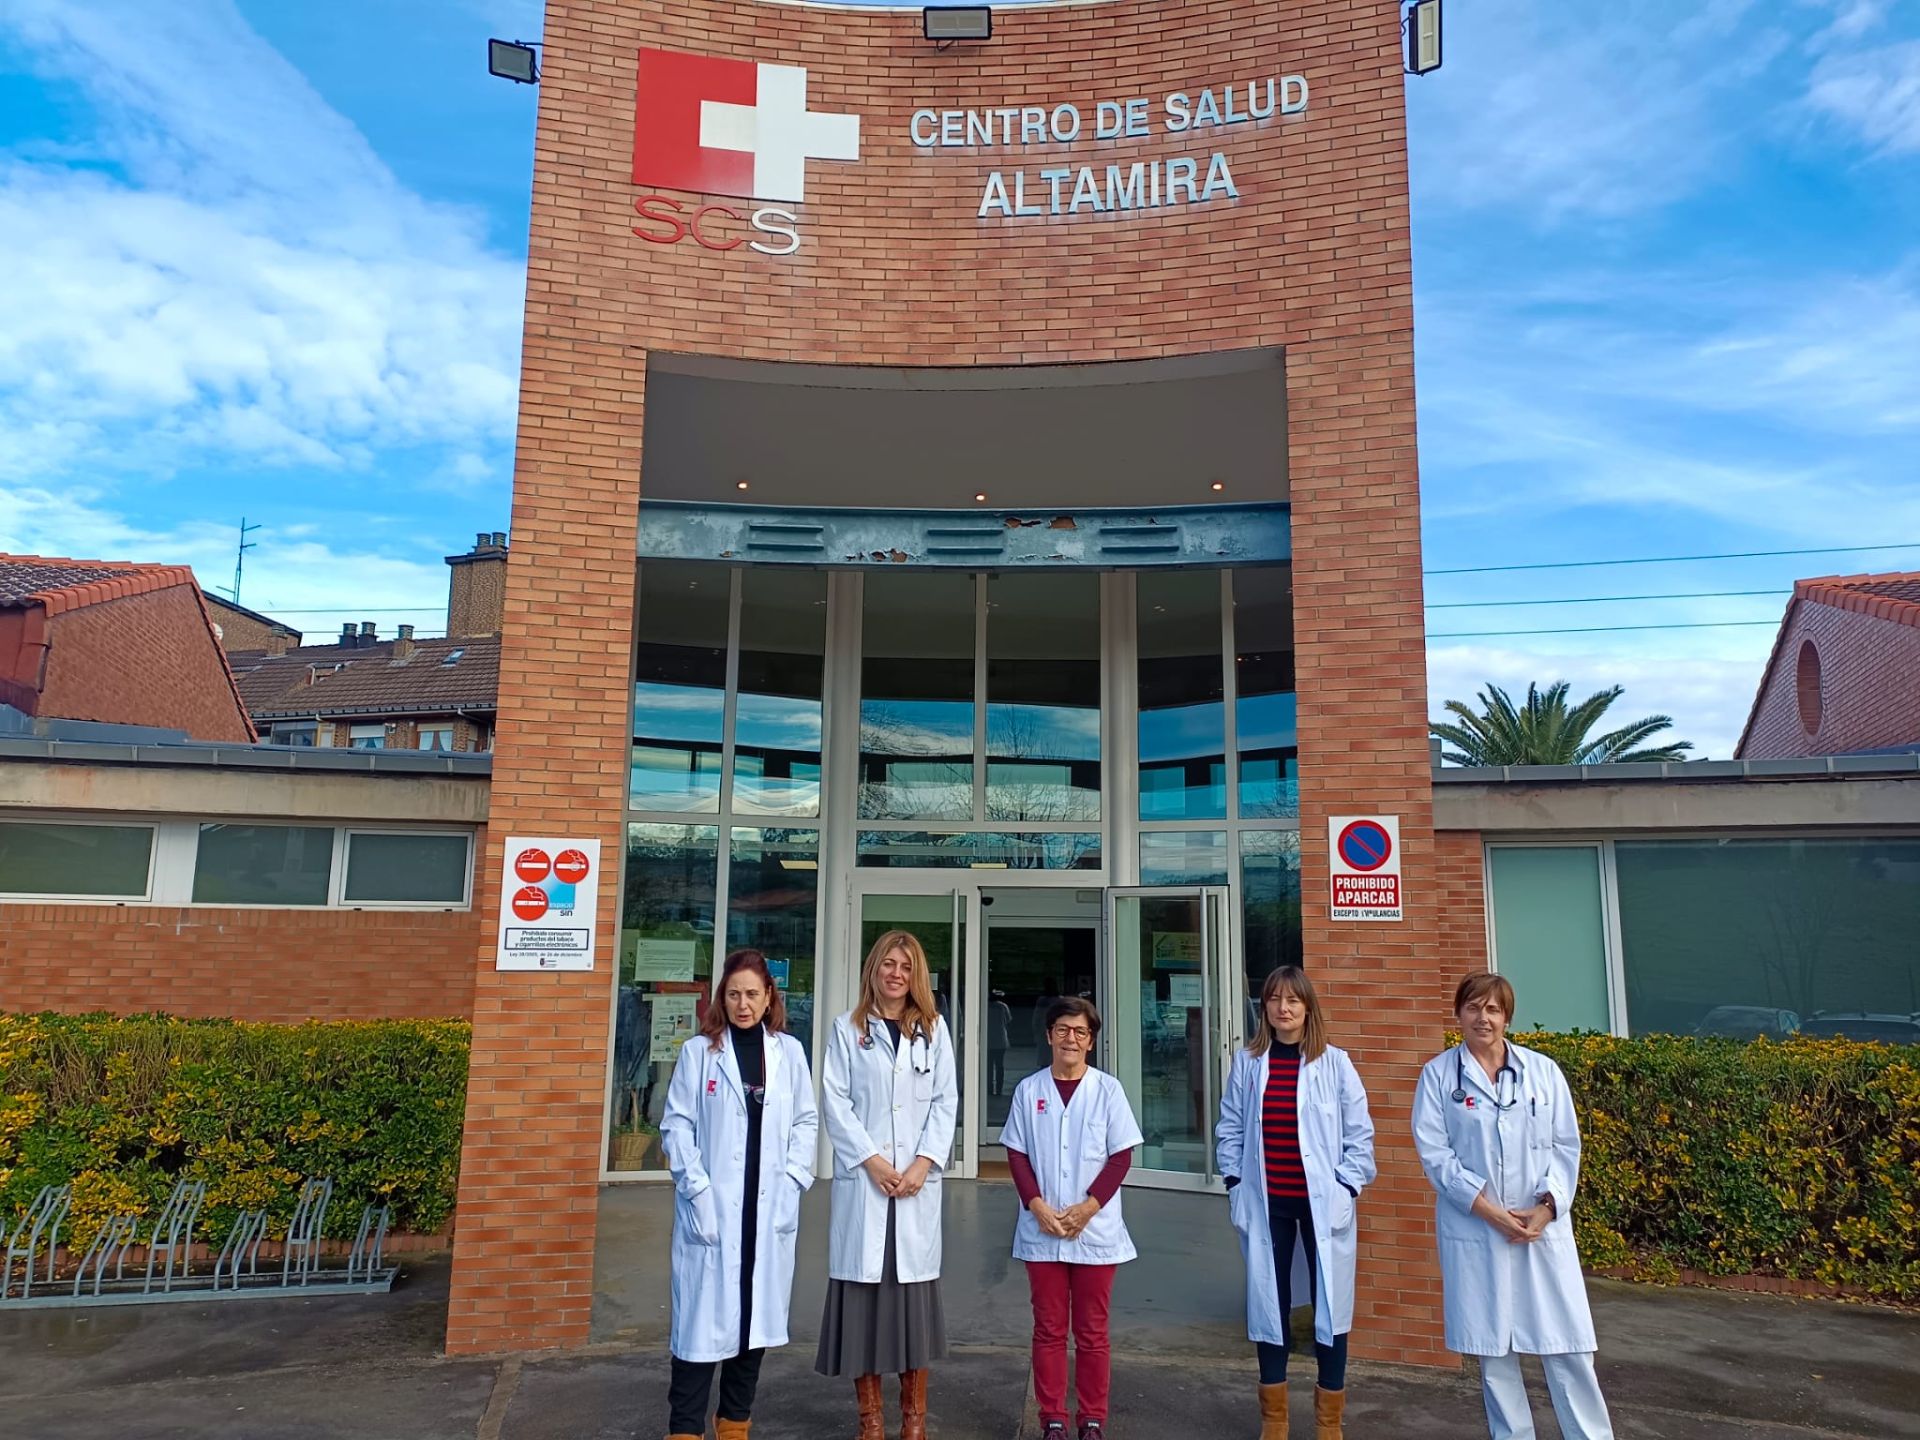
1025;1261;1117;1425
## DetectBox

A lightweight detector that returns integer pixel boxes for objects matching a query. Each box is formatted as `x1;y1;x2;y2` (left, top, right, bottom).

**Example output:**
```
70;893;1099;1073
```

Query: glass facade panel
728;828;821;1065
1240;829;1302;993
342;832;470;904
1111;891;1210;1175
857;831;1101;870
860;571;976;820
0;821;152;897
1138;571;1226;820
193;824;333;905
987;573;1100;822
1233;566;1298;820
1487;847;1611;1033
735;570;826;817
632;562;729;813
1617;838;1920;1041
1141;830;1229;885
611;823;720;1174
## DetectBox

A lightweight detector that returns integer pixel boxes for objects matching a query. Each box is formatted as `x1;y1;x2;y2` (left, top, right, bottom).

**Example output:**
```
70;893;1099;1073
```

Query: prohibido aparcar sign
1328;815;1402;922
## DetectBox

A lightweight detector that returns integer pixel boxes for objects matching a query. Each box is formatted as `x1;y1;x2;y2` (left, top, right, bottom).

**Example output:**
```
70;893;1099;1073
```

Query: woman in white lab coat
1412;973;1615;1440
816;929;959;1440
1216;965;1375;1440
661;949;819;1440
999;996;1143;1440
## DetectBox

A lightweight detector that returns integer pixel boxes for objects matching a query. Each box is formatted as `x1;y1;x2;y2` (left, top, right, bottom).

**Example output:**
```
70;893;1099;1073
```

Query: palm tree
1430;681;1694;767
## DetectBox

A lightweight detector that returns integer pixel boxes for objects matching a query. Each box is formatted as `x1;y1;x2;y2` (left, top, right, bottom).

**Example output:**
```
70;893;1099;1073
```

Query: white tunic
1215;1043;1376;1346
660;1025;819;1363
821;1011;959;1284
999;1067;1143;1266
1412;1041;1597;1357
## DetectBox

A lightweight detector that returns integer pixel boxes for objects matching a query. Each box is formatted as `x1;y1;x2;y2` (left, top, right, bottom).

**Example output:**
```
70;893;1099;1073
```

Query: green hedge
1525;1031;1920;1299
0;1013;468;1247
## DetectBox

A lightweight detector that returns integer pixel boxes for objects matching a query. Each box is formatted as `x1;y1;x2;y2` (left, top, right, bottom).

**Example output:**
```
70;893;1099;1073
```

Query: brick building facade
1739;573;1920;759
454;0;1448;1363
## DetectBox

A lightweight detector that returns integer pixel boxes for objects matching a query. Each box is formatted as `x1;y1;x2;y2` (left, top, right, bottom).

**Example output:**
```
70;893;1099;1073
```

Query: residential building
1738;572;1920;758
0;553;253;742
205;594;302;653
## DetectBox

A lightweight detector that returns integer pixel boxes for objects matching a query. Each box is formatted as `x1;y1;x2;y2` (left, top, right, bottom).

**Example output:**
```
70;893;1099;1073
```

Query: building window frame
0;812;474;911
0;816;159;903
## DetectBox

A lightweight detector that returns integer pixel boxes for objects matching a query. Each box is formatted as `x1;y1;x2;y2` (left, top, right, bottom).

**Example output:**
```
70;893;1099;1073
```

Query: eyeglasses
1050;1025;1093;1041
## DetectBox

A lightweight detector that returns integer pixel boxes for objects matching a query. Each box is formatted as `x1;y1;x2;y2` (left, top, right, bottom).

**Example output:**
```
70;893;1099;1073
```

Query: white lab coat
1412;1041;1596;1356
1215;1043;1376;1347
822;1011;959;1284
999;1067;1143;1265
661;1024;819;1363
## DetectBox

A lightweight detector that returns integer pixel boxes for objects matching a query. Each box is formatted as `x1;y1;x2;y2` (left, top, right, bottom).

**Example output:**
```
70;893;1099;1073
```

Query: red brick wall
42;587;252;742
0;906;476;1021
1432;829;1490;979
1741;602;1920;758
457;0;1442;1359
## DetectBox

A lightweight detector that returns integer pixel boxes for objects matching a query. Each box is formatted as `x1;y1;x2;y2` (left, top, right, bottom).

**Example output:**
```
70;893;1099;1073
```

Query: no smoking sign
495;836;602;971
1328;815;1402;922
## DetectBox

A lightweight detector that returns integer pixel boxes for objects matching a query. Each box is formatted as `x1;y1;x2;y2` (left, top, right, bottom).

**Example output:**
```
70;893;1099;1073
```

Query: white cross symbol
699;62;860;204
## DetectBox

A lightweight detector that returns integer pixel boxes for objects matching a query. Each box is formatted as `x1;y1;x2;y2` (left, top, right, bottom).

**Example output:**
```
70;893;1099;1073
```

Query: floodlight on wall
1405;0;1442;76
489;38;540;84
924;7;992;44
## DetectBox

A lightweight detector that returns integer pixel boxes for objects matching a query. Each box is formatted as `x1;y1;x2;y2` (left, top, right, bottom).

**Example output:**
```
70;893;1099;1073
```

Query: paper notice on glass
1168;973;1204;1008
633;937;698;982
649;993;699;1062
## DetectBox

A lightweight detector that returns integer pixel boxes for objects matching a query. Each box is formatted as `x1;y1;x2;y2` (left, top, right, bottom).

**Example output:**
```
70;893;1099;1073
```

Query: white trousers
1479;1350;1614;1440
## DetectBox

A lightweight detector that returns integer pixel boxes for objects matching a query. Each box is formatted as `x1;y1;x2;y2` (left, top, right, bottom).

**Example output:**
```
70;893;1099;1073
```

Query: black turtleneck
731;1020;767;1352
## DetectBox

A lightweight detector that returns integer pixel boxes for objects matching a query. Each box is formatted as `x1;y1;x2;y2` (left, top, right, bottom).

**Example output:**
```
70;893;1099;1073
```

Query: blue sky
2;0;1918;758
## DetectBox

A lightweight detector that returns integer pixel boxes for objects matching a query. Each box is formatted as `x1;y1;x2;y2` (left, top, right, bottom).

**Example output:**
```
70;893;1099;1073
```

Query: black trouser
668;1349;765;1433
1255;1195;1349;1391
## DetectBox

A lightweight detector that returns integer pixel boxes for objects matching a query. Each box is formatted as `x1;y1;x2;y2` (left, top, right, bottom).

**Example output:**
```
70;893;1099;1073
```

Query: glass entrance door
851;883;977;1178
1105;886;1238;1191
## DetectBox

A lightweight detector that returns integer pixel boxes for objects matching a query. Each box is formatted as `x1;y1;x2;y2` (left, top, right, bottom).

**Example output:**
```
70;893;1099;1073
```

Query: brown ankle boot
854;1374;885;1440
1314;1385;1346;1439
715;1419;752;1440
899;1368;929;1440
1258;1381;1288;1440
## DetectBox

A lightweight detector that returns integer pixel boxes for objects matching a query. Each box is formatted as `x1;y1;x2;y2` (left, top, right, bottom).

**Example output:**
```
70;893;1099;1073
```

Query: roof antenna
219;517;262;605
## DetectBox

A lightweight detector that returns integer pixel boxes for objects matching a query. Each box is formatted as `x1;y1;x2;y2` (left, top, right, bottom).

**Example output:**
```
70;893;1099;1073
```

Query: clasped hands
1027;1195;1100;1241
1473;1191;1553;1245
863;1153;935;1198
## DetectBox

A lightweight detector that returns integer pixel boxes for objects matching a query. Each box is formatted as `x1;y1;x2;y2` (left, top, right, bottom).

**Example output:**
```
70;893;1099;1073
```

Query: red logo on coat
1036;1098;1048;1114
707;1078;718;1096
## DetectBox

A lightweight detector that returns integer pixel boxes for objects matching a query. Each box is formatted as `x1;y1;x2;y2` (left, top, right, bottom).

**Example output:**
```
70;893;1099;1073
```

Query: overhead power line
1425;541;1920;577
1426;588;1786;611
1428;620;1782;639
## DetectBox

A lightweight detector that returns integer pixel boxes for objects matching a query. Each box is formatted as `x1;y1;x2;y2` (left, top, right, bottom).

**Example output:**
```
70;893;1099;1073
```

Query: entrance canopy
640;349;1289;513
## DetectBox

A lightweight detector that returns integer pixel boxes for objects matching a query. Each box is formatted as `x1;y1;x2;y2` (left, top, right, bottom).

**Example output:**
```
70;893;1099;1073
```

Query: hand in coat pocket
689;1187;722;1246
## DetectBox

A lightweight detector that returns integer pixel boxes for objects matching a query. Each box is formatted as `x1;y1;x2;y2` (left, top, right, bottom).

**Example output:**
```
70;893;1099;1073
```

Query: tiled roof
229;634;501;718
1796;571;1920;630
0;554;198;613
205;593;301;636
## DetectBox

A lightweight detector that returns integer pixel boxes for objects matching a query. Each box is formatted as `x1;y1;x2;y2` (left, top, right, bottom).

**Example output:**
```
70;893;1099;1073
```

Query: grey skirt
814;1202;949;1377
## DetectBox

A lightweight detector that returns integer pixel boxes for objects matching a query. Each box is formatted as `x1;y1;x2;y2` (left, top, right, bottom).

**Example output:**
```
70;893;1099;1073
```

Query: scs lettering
631;195;800;256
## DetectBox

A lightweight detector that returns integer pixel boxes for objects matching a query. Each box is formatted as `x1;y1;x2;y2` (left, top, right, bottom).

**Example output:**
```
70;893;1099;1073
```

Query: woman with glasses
1216;966;1376;1440
998;996;1143;1440
817;931;959;1440
661;949;819;1440
1412;973;1615;1440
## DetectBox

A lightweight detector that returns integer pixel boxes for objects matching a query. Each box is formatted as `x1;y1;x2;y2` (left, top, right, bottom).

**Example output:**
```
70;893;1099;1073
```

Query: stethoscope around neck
1453;1046;1520;1110
862;1021;933;1074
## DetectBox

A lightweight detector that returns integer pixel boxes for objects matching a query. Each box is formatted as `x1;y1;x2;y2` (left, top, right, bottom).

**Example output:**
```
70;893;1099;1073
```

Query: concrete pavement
1;1180;1914;1438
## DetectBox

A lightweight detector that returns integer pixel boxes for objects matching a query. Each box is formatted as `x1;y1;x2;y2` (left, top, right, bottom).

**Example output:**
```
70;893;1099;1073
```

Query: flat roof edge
0;736;493;777
1433;754;1920;785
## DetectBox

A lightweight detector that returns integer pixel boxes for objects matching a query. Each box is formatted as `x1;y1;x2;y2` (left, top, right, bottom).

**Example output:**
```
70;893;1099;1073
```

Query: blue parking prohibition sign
1336;820;1393;873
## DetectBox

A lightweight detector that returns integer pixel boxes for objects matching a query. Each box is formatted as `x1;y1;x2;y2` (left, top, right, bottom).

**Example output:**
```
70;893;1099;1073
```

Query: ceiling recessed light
974;492;988;503
736;481;750;491
1210;481;1225;492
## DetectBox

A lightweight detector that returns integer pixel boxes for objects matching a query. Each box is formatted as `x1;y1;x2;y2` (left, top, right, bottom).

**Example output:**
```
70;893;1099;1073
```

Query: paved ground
2;1181;1915;1438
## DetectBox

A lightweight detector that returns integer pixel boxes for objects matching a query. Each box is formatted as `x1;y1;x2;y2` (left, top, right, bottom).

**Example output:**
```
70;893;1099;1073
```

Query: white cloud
1807;39;1920;154
0;484;451;639
1407;0;1790;221
0;0;523;483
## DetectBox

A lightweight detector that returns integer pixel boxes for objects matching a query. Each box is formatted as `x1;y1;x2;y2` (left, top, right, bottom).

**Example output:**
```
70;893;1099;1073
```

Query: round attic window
1795;639;1823;735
